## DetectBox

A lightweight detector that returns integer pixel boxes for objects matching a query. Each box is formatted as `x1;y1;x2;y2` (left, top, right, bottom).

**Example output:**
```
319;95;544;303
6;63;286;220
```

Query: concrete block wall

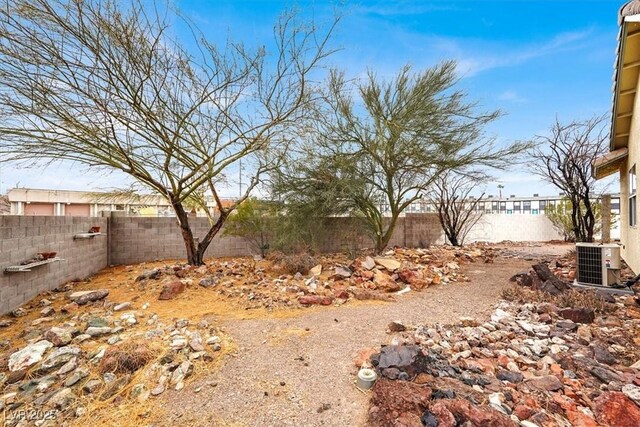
465;214;562;243
0;216;108;315
108;217;252;265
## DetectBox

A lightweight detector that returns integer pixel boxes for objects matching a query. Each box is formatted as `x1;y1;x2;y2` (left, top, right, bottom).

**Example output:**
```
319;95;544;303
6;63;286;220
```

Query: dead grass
99;340;155;374
501;285;615;313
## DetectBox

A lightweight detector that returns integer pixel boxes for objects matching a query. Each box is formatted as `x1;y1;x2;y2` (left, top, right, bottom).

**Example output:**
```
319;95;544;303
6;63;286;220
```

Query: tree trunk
375;214;399;254
172;199;199;265
194;211;229;266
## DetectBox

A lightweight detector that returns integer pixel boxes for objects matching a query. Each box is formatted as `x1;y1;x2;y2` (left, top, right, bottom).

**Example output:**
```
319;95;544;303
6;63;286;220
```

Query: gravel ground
161;245;570;426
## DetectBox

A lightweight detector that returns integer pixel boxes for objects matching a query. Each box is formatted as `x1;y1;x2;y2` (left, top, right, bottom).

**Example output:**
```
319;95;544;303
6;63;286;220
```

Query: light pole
238;160;243;199
497;184;504;199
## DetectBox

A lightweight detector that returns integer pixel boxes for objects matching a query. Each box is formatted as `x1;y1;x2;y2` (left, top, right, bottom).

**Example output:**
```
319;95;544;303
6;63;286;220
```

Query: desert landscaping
2;0;640;426
1;242;640;426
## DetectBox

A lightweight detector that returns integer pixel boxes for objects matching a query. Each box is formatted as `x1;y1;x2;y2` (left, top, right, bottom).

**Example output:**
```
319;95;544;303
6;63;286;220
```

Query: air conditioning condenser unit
574;243;632;294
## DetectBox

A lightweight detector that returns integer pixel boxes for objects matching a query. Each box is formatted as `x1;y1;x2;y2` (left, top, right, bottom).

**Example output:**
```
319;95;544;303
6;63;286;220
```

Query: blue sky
0;0;622;197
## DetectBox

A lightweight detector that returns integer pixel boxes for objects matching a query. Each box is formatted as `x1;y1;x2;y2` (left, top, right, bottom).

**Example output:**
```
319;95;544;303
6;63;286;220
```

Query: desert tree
0;0;337;265
274;62;529;253
222;198;279;258
529;116;608;242
428;172;485;246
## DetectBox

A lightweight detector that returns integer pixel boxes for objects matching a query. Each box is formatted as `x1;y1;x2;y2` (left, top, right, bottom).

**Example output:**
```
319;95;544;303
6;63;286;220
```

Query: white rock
622;384;640;404
491;309;511;323
8;340;53;371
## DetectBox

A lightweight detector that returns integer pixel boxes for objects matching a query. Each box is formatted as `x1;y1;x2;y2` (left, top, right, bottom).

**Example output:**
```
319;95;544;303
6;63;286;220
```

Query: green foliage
545;198;615;242
223;198;279;257
273;62;529;253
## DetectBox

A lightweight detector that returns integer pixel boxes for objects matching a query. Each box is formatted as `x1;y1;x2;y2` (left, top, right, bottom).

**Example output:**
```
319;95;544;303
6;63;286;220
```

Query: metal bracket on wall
73;232;103;240
3;257;64;274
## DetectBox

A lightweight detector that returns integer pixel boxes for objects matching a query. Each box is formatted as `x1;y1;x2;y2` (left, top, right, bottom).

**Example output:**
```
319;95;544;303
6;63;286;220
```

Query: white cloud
498;90;528;103
453;29;594;77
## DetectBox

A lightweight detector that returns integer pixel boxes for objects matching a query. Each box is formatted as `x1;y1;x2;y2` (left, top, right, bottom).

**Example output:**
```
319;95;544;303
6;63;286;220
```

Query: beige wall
24;202;54;216
65;203;91;216
620;75;640;274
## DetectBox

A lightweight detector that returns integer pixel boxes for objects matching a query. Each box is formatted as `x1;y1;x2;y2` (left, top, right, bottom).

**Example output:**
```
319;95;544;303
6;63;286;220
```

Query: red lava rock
397;269;418;284
333;289;349;300
368;378;432;427
298;295;334;306
514;404;535;420
558;307;595;324
594;391;640;427
428;401;457;427
158;280;185;300
567;409;598;427
360;270;375;280
524;375;564;392
497;354;510;368
438;398;514;427
354;347;378;368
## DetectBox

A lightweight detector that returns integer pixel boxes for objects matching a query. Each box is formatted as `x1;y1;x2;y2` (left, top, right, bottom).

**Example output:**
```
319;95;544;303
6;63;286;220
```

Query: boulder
373;270;401;292
594;391;640;427
69;289;109;305
374;257;402;272
44;327;73;347
8;340;53;371
158;280;185;300
369;378;432;427
376;345;427;379
558;307;595;324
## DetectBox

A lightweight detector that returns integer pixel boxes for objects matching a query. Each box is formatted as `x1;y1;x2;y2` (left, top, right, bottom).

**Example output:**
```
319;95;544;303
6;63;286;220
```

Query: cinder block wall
0;216;108;315
108;217;252;265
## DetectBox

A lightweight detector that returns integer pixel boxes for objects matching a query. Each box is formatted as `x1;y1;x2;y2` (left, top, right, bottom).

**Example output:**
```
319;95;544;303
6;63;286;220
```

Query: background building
4;188;234;218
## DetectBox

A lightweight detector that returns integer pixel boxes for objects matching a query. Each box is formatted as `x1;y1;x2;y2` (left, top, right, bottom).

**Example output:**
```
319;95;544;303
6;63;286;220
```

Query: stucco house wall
620;74;640;273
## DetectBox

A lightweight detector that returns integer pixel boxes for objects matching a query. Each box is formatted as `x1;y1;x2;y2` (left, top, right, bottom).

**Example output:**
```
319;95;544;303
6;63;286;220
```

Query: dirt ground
161;244;570;426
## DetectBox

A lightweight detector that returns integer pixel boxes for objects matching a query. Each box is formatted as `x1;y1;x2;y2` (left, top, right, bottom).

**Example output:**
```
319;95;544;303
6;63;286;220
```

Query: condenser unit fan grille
576;245;603;285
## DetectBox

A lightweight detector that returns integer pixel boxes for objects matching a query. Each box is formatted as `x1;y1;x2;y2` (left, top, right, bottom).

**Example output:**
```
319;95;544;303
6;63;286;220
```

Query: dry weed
278;253;318;275
99;340;155;374
501;285;615;313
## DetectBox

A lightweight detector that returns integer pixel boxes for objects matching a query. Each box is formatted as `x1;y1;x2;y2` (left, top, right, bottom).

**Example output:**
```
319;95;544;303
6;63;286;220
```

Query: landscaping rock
594;391;640;427
44;327;73;347
8;340;53;371
69;289;109;305
298;295;334;306
136;269;161;281
558;307;595;324
158;280;185;300
113;302;131;311
86;326;112;337
41;346;81;370
374;257;402;272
